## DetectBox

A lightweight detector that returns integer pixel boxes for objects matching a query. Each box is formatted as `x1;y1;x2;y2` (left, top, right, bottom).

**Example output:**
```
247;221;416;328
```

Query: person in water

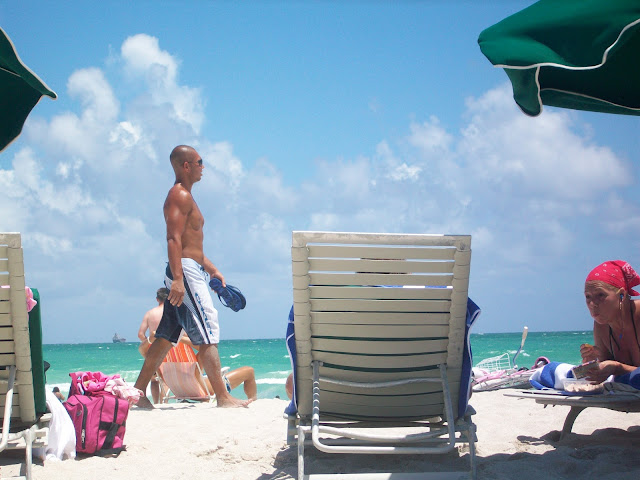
581;260;640;383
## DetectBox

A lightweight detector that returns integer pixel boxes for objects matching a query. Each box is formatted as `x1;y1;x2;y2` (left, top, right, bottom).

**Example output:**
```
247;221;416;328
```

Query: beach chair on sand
287;231;477;480
504;389;640;440
0;233;49;480
157;342;215;403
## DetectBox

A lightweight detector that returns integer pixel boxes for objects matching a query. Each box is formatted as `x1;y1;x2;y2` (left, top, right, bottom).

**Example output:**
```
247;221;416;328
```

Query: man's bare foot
216;394;253;408
135;396;154;409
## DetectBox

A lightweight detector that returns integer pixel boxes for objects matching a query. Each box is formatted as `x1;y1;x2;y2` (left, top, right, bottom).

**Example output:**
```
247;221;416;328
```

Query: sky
2;1;640;344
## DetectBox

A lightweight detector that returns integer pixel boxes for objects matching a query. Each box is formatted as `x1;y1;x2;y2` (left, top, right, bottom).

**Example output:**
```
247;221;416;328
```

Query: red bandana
585;260;640;296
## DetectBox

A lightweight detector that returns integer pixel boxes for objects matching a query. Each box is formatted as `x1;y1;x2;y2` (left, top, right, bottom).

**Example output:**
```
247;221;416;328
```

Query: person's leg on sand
198;344;251;407
134;338;172;409
151;375;161;404
225;366;257;400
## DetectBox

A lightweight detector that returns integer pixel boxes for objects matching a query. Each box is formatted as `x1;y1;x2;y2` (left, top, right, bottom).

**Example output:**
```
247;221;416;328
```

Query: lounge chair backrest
163;342;198;363
0;233;36;424
158;342;212;402
291;231;471;420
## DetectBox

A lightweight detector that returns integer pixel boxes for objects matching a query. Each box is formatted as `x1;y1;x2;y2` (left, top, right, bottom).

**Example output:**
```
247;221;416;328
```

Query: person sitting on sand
581;260;640;383
179;336;258;400
137;287;170;403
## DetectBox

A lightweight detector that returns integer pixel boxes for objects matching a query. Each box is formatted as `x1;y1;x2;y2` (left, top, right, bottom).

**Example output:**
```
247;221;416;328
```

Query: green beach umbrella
478;0;640;117
0;26;57;152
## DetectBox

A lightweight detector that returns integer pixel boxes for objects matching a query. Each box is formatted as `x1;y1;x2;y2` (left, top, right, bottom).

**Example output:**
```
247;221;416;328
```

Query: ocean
43;330;591;400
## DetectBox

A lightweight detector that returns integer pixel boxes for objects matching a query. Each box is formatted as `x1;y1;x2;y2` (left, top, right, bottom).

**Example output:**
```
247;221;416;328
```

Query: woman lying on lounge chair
581;260;640;383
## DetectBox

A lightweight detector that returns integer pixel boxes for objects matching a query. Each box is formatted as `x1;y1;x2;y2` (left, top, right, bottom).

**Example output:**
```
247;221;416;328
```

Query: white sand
3;392;640;479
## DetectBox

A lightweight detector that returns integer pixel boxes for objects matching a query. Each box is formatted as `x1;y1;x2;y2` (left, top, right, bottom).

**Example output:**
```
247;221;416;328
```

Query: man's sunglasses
189;159;203;166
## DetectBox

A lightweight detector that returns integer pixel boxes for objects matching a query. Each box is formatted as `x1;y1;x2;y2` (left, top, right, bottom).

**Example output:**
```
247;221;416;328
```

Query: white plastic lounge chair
0;233;49;479
504;389;640;439
288;231;477;480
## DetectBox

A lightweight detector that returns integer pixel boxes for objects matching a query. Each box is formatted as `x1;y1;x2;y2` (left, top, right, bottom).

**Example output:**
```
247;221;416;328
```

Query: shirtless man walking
134;145;249;408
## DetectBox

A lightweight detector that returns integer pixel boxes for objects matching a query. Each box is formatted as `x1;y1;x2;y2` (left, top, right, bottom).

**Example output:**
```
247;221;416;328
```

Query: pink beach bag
64;393;128;454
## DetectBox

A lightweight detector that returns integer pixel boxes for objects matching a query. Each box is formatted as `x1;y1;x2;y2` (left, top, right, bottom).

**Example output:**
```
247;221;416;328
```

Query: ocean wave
229;354;241;358
256;378;287;385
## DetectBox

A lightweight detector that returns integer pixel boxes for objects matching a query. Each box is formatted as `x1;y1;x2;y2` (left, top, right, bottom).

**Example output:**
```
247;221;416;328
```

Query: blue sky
2;1;640;344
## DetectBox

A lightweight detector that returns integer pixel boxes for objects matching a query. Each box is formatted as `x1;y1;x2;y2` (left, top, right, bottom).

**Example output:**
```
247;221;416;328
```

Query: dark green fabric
0;27;57;151
28;288;47;415
478;0;640;116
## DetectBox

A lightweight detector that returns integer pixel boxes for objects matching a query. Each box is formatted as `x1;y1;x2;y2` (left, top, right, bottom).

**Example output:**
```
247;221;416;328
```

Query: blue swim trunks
155;258;220;345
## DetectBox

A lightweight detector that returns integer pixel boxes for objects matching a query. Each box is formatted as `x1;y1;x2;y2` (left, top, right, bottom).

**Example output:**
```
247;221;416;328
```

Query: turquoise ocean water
43;331;591;400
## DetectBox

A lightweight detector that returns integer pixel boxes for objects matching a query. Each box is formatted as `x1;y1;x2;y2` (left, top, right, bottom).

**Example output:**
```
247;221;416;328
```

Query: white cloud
408;116;453;152
205;141;245;187
461;84;631;200
121;34;204;134
23;233;73;257
68;68;119;125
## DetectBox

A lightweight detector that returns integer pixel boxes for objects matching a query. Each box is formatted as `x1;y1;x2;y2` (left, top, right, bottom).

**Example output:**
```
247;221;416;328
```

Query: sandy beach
2;391;640;479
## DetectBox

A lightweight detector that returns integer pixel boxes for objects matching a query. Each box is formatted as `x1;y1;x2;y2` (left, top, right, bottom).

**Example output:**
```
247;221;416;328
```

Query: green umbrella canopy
478;0;640;117
0;27;57;152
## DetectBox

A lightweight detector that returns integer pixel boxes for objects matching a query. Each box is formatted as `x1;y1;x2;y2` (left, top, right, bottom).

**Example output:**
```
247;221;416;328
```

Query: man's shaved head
170;145;196;169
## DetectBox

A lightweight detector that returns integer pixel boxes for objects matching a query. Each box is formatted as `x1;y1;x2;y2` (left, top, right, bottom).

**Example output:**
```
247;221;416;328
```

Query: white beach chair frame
0;233;49;480
289;231;477;480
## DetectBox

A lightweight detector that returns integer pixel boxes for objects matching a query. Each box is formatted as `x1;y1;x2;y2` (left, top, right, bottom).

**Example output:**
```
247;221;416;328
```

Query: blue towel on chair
458;298;481;419
284;307;297;416
611;366;640;389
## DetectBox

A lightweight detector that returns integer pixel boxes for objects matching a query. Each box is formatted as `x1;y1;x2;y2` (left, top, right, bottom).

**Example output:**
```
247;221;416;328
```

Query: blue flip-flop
209;278;247;312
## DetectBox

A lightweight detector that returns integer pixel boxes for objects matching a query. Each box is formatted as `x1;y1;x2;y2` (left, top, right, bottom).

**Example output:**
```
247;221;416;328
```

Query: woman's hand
585;360;620;384
580;343;605;363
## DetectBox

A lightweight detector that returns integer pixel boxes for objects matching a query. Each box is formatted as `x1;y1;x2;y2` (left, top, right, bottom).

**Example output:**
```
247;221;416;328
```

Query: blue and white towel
530;361;640;393
529;362;576;390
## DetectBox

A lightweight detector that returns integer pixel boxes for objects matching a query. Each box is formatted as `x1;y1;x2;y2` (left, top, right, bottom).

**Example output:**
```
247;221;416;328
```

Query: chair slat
311;323;450;339
308;272;454;287
313;351;448;369
308;258;455;274
310;298;452;313
312;337;449;355
309;311;450;325
307;244;457;261
310;285;452;300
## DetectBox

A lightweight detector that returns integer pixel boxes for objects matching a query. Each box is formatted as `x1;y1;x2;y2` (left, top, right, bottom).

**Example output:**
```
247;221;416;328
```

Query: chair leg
287;415;297;445
561;406;586;440
468;421;477;480
24;427;34;480
297;425;306;480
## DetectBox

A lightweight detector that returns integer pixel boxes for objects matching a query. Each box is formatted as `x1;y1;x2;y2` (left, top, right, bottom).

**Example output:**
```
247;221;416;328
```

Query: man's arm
165;188;191;306
202;256;225;287
138;312;150;342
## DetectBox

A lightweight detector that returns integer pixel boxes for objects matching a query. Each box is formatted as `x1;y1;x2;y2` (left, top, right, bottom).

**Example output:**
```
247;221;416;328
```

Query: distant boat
112;333;126;343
